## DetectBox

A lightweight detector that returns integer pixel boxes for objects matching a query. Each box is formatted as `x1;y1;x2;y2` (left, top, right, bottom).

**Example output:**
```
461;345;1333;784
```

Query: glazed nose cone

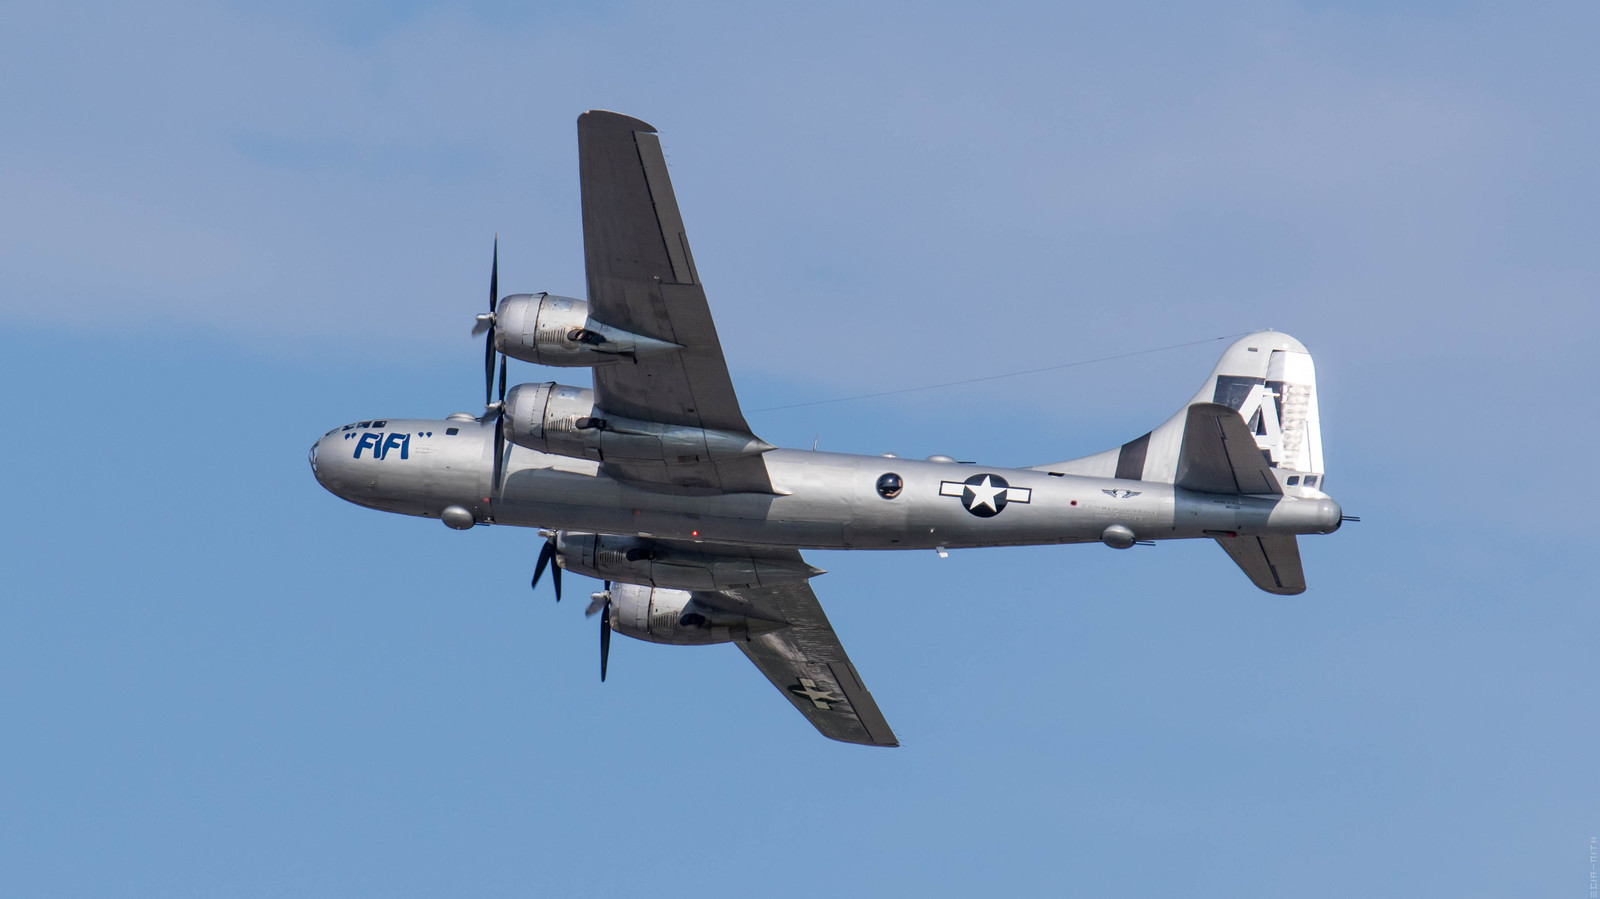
309;431;347;497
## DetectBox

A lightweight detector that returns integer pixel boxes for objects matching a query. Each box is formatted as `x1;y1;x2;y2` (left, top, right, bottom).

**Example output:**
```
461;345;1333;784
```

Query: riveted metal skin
309;110;1351;747
502;382;774;466
493;293;684;367
310;419;1341;553
605;583;786;646
554;533;822;590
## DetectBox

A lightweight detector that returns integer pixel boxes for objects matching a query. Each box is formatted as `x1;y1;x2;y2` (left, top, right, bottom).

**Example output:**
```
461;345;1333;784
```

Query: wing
712;578;898;747
577;110;773;494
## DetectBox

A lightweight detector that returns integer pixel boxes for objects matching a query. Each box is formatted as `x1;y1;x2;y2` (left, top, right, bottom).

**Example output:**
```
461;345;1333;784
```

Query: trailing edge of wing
724;580;898;747
576;110;773;495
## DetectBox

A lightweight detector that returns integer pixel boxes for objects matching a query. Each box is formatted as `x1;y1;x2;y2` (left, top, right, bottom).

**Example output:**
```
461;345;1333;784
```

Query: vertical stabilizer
1036;331;1326;494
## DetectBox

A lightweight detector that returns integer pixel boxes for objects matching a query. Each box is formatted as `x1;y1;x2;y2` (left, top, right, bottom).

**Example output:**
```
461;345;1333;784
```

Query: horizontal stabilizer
1176;403;1283;496
1215;534;1305;595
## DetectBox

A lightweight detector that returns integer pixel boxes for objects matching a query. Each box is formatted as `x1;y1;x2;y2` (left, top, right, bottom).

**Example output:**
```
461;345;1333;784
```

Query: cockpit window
371;420;386;428
359;421;372;428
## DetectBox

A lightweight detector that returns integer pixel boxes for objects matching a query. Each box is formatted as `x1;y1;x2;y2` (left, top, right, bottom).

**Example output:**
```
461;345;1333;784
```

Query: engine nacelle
558;533;823;590
503;381;597;458
606;583;786;646
502;382;775;465
493;293;684;367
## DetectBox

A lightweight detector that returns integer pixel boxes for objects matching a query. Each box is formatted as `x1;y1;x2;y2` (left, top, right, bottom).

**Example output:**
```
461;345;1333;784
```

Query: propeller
600;605;611;682
532;532;562;601
476;238;509;494
489;358;507;493
586;581;612;682
476;236;500;406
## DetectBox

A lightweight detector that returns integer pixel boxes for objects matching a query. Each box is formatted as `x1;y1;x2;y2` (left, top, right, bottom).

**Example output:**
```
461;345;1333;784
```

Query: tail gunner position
309;111;1348;747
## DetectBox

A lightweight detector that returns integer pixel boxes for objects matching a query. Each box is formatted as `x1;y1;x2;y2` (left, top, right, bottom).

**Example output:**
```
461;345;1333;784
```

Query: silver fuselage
310;418;1342;551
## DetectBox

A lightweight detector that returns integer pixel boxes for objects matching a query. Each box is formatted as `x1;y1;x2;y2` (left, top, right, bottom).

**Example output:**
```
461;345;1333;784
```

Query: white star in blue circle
960;473;1012;518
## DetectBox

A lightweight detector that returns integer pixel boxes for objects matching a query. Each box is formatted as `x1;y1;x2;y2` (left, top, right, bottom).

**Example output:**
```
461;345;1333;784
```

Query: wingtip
578;109;656;133
828;733;900;748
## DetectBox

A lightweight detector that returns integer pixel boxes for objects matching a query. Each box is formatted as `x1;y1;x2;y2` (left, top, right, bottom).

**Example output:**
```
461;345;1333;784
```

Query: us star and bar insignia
939;473;1032;518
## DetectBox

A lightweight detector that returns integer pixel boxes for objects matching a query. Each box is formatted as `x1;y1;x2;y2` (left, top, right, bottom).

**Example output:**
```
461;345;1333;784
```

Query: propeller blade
483;323;497;407
531;534;564;602
532;540;554;591
491;413;504;497
584;582;611;618
600;601;611;682
483;237;499;406
489;357;507;488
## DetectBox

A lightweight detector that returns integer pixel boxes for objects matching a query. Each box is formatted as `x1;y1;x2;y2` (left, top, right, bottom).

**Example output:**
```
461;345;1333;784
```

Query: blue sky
3;2;1597;896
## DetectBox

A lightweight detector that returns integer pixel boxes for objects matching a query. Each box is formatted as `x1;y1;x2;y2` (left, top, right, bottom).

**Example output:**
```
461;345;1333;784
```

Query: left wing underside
577;110;773;495
715;580;898;747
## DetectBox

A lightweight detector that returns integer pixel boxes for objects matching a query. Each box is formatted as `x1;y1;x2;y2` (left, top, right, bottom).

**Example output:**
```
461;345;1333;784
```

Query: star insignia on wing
787;677;838;710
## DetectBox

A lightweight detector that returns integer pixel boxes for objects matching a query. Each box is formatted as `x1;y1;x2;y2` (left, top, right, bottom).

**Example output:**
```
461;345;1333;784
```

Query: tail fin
1036;331;1326;493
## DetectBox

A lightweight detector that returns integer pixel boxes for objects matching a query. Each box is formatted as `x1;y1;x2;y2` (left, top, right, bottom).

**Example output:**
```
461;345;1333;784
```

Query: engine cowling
492;293;683;367
502;381;598;459
501;382;775;465
558;533;823;590
606;583;786;646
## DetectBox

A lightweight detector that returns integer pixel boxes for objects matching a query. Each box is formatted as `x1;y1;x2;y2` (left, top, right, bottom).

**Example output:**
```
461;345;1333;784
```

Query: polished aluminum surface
308;110;1348;746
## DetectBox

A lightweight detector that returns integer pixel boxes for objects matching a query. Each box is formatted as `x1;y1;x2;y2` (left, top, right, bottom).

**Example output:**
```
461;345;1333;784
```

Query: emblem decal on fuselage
1102;488;1142;499
939;474;1032;518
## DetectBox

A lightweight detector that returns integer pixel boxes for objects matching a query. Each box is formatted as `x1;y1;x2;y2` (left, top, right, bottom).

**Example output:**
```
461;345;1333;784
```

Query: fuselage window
446;427;459;436
876;473;903;499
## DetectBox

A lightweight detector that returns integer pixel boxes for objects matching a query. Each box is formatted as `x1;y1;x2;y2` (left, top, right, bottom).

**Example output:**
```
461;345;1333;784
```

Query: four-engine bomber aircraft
310;110;1347;747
